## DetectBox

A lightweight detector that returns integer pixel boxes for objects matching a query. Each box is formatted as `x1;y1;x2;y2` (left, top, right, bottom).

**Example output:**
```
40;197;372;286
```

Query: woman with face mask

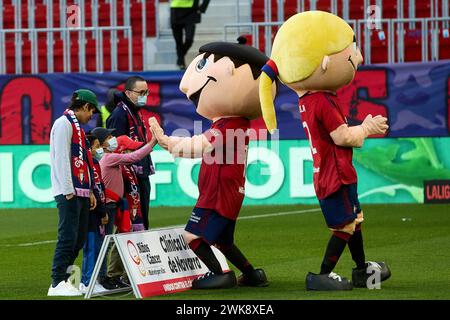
90;127;157;290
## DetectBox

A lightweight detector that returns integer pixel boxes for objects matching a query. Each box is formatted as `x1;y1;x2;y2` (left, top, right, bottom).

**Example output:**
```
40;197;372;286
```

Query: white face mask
136;95;147;107
94;148;104;160
107;137;118;152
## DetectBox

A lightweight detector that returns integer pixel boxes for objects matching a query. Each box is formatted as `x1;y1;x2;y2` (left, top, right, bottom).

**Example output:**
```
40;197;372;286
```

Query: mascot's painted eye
195;58;208;72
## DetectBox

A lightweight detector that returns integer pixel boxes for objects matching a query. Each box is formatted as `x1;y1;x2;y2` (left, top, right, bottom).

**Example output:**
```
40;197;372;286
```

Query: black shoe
118;275;131;288
238;268;269;287
352;261;391;288
306;272;353;291
112;276;130;288
100;277;120;290
191;271;237;289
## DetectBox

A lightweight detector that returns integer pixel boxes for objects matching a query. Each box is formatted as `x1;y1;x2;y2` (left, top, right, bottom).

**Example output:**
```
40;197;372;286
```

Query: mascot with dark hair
149;39;276;289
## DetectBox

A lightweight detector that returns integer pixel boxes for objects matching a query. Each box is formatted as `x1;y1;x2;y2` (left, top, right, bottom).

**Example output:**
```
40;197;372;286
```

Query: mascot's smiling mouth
348;56;356;70
189;76;217;108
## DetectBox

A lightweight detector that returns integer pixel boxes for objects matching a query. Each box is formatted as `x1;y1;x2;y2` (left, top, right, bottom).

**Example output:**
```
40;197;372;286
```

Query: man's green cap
74;89;100;113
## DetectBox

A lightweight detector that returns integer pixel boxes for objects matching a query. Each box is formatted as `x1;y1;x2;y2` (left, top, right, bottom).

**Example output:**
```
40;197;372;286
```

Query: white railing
0;0;153;74
224;17;450;64
0;26;132;74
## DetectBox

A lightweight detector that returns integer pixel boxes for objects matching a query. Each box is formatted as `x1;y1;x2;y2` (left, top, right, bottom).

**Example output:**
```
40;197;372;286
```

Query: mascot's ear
321;56;330;71
226;58;234;76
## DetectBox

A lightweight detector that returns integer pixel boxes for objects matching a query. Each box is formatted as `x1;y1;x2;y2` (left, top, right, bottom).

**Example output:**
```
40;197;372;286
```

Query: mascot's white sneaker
48;280;82;296
306;272;353;291
352;261;391;288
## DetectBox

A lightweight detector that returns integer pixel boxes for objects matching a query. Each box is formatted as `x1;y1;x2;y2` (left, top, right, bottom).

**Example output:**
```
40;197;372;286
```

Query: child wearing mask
91;126;156;290
79;134;109;294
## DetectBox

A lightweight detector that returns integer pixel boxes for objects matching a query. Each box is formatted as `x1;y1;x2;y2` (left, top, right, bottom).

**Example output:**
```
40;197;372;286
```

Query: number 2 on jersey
303;121;317;154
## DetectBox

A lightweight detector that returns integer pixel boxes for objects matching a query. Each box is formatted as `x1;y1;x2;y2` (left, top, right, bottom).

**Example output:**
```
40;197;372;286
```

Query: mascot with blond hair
259;11;391;290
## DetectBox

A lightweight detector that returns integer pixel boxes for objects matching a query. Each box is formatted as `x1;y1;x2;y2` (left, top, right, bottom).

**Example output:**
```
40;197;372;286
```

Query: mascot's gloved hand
361;114;389;136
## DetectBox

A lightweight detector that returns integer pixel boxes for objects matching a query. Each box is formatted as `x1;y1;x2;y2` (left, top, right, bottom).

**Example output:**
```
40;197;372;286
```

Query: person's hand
361;114;389;136
149;117;169;150
65;193;74;200
89;192;97;210
149;127;158;149
101;213;109;225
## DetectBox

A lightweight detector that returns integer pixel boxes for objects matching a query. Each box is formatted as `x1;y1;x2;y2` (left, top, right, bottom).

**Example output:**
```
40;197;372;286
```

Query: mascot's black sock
218;244;255;275
189;238;223;274
347;225;366;269
320;231;350;274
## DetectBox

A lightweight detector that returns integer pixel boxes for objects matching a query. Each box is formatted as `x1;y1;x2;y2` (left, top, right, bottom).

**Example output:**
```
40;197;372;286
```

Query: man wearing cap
48;89;100;296
106;76;154;231
91;127;156;289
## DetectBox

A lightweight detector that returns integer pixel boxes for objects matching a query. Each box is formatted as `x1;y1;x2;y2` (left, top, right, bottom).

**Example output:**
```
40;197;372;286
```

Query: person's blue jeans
81;230;103;286
51;195;90;287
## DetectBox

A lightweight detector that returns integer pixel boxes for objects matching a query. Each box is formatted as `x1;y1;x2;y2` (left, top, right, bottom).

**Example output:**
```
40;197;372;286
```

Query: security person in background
106;76;154;230
96;88;119;128
170;0;210;69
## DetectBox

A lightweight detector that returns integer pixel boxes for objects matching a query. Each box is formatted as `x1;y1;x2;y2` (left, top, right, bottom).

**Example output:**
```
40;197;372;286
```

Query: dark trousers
51;195;90;286
138;176;151;230
104;202;117;236
171;22;196;66
100;202;118;279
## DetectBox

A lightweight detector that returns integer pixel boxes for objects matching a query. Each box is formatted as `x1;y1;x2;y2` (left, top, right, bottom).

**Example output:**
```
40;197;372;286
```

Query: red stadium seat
284;0;298;19
144;1;156;37
404;29;422;62
358;27;389;64
415;1;432;18
315;0;332;12
251;0;277;22
438;28;450;60
348;0;365;20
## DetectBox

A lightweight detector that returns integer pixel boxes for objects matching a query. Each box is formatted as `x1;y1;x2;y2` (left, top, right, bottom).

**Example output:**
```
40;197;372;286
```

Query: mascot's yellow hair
259;11;355;133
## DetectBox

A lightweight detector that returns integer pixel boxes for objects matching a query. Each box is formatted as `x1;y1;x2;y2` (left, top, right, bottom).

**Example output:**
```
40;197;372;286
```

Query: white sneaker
48;280;82;297
79;283;88;294
79;282;108;295
93;282;108;294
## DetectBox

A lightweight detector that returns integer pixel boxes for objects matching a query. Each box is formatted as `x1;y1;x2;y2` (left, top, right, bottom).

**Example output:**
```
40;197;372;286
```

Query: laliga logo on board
127;240;147;277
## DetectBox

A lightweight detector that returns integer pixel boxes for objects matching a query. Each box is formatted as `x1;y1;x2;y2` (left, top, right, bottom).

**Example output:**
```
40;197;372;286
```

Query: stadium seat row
249;0;450;63
0;0;154;73
252;0;441;21
2;36;143;73
1;0;156;36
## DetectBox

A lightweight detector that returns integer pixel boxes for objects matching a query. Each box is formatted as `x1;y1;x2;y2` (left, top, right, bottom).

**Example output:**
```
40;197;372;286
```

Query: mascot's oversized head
180;40;276;120
259;10;363;132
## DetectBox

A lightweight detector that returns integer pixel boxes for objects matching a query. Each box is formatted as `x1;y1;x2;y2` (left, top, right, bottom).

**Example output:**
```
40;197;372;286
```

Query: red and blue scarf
119;102;155;175
120;103;147;143
64;109;94;197
92;159;106;204
120;164;142;224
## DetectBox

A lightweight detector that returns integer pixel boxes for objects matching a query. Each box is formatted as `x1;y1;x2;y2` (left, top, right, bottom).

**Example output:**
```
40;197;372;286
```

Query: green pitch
0;204;449;300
